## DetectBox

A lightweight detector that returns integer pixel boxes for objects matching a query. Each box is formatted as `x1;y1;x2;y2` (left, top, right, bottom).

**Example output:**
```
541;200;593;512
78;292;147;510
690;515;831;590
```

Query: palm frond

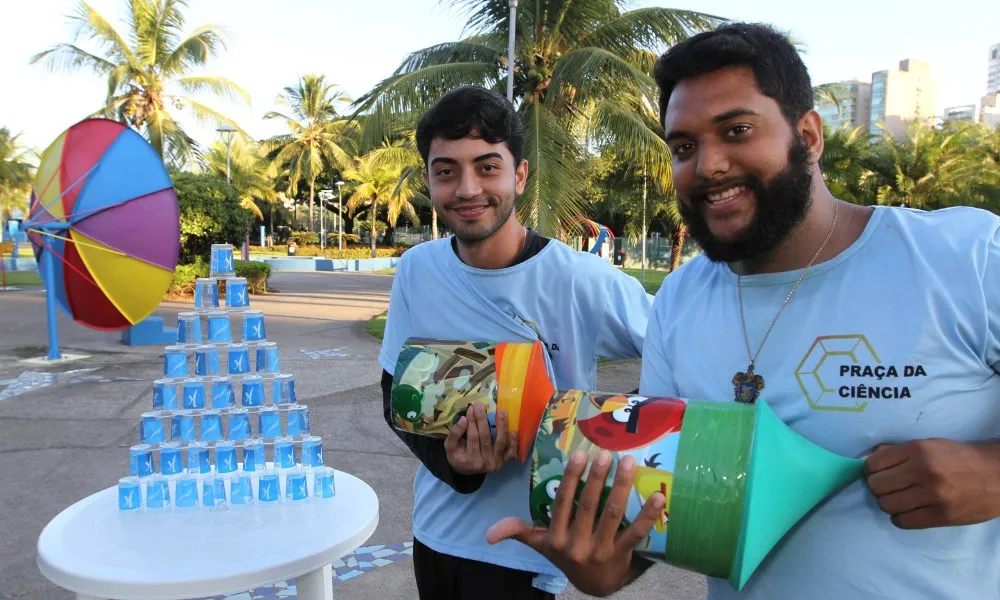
578;7;727;56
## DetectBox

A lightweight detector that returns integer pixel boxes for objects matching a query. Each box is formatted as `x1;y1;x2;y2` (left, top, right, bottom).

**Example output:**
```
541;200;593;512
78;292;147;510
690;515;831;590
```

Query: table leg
296;563;333;600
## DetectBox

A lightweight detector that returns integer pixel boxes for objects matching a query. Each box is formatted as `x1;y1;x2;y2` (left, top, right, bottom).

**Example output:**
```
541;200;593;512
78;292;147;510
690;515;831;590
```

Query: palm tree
343;141;428;257
821;124;875;205
30;0;249;166
351;0;725;237
0;128;36;222
264;74;357;231
202;137;279;220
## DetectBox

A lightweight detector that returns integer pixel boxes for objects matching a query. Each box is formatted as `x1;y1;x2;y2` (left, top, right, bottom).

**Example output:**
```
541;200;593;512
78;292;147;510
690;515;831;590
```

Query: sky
2;0;997;156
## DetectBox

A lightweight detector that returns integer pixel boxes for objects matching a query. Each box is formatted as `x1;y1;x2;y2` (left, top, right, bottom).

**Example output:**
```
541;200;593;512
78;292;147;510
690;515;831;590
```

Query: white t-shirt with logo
640;204;1000;599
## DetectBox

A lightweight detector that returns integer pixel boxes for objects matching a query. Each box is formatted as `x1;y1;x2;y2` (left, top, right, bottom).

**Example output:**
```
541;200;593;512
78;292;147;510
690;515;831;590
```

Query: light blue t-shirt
379;236;654;593
640;205;1000;600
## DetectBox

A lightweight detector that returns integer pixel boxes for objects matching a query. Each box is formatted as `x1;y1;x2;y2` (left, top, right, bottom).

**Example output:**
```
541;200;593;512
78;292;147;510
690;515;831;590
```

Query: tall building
869;59;939;140
981;92;1000;128
942;105;977;123
816;80;872;131
988;43;1000;95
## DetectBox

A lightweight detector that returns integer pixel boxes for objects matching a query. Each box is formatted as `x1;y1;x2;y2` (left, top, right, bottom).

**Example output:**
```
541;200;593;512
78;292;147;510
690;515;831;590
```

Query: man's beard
679;135;814;264
443;192;516;243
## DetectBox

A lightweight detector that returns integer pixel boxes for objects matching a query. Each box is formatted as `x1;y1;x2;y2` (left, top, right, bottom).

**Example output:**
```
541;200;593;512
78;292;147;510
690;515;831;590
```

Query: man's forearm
381;369;485;494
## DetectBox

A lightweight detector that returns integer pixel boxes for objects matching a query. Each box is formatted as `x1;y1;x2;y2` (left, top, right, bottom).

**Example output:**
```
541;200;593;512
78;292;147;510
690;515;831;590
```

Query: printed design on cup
530;391;684;555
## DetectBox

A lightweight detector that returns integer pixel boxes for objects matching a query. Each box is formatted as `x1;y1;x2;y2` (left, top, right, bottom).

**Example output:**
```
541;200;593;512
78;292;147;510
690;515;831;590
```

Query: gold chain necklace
732;201;839;403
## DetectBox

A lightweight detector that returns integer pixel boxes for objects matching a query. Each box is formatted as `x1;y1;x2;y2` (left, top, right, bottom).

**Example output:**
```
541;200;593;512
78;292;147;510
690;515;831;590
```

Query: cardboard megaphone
388;338;864;589
388;338;554;462
529;390;864;590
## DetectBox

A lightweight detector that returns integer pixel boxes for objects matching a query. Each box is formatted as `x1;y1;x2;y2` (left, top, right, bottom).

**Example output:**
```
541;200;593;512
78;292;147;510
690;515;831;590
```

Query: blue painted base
121;316;178;346
252;256;400;273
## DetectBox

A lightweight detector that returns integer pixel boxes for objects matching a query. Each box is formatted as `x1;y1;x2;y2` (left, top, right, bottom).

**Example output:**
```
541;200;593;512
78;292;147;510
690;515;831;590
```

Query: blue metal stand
42;246;62;360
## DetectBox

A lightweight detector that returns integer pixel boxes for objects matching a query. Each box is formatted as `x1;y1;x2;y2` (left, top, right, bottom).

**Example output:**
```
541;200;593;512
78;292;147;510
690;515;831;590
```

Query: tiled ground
199;542;414;599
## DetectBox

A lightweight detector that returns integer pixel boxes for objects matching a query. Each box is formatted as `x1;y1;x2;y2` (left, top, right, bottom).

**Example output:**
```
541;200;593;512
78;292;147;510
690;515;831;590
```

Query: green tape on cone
665;400;755;577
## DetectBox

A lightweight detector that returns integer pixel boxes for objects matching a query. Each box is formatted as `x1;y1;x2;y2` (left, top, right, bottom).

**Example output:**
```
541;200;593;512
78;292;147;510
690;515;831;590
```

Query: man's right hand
444;403;518;474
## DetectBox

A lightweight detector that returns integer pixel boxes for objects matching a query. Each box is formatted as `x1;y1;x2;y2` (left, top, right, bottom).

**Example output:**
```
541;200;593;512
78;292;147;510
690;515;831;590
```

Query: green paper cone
529;391;864;590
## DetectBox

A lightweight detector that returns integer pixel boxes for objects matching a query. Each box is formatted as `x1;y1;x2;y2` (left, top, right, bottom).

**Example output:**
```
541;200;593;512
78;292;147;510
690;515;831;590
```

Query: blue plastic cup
210;243;234;278
140;412;165;444
258;406;281;439
194;278;219;309
199;410;223;442
226;277;249;308
258;472;280;504
313;467;336;501
227;408;251;441
163;345;188;378
242;439;265;472
201;477;220;508
207;311;232;342
174;476;200;510
145;477;170;510
215;441;238;475
160;442;184;476
272;374;296;405
118;476;141;511
130;445;154;478
228;343;250;375
286;405;310;436
230;474;254;507
171;411;196;442
302;436;324;468
209;377;235;409
187;443;210;475
177;312;202;344
181;378;206;410
194;346;221;376
285;472;308;502
242;310;266;342
274;437;296;470
241;376;264;408
255;342;280;373
153;379;178;411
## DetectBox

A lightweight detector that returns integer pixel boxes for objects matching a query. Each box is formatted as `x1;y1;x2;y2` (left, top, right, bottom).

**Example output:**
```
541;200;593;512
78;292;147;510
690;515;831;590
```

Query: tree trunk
670;224;688;271
308;179;315;232
432;208;438;240
370;201;377;258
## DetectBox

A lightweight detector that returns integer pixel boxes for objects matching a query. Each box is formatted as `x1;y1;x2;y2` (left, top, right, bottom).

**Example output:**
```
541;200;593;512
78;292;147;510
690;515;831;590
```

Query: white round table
37;469;379;600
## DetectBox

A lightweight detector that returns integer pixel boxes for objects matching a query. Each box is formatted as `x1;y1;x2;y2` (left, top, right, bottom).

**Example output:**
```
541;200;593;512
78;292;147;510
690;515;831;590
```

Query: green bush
251;245;408;259
173;171;255;264
168;259;272;297
235;259;271;294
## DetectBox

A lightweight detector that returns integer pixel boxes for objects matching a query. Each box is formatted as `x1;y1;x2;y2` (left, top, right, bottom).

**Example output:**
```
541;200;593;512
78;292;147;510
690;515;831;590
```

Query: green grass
622;268;668;294
1;271;42;287
366;311;387;340
374;268;396;275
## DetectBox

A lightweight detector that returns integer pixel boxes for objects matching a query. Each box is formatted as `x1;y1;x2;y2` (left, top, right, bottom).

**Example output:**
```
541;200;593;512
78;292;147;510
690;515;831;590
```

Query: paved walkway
0;271;705;600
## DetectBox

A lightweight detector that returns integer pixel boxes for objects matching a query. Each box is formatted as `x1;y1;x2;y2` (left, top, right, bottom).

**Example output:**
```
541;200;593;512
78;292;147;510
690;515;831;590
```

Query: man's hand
485;450;664;597
864;438;1000;529
444;403;518;475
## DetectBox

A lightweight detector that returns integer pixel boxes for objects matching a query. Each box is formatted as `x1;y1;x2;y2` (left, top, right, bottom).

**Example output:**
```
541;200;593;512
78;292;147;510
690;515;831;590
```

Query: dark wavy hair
654;22;814;128
416;86;524;166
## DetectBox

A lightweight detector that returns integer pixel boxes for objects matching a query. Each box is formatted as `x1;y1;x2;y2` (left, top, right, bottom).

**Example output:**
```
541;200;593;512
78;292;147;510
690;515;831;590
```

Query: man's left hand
864;439;1000;529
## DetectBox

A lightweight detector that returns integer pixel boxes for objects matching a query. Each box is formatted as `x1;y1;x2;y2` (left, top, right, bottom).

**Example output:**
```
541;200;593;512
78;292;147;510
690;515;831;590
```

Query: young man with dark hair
488;22;1000;599
378;84;654;599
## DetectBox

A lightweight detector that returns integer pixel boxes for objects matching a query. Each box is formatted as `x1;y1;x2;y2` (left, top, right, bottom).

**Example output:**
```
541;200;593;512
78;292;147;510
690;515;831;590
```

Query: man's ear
798;109;825;165
515;159;529;194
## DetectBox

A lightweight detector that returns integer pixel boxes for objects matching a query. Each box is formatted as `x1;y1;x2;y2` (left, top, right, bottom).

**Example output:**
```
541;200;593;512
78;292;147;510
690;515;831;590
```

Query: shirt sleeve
594;271;654;361
639;286;680;397
984;223;1000;374
378;258;412;375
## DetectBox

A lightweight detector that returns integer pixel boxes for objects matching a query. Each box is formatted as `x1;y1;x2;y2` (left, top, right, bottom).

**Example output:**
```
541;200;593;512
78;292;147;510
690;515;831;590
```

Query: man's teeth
707;185;746;203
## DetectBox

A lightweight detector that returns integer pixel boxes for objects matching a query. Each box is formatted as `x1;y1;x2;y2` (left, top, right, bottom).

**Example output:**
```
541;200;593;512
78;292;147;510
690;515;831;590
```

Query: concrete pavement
0;271;706;600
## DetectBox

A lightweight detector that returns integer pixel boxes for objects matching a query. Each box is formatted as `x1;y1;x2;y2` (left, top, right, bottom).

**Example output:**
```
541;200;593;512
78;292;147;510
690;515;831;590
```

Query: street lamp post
216;124;244;258
507;0;518;102
335;181;345;251
319;189;333;250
